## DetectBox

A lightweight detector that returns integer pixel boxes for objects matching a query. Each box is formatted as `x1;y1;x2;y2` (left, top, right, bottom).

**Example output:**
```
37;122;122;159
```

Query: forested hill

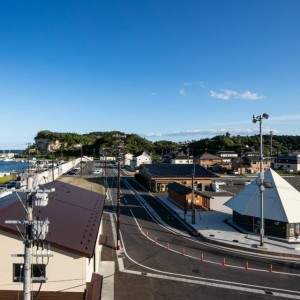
34;130;300;158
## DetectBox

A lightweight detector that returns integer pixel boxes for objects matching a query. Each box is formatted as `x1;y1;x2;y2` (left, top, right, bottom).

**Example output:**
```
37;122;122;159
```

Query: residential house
171;153;194;164
274;153;300;173
0;181;106;299
132;151;152;168
193;152;223;169
216;151;238;163
124;153;134;167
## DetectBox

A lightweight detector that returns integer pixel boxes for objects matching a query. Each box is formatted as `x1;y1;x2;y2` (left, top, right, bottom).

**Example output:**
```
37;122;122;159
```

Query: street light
252;113;269;247
191;161;196;224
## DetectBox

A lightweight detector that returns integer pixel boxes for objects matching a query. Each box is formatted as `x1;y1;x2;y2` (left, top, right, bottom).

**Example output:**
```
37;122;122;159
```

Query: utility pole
270;130;273;157
5;179;55;299
80;145;83;176
113;134;126;250
24;178;33;300
51;151;55;182
26;143;31;186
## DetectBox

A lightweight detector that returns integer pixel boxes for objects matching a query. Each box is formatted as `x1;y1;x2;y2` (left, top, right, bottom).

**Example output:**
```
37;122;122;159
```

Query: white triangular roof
225;169;300;223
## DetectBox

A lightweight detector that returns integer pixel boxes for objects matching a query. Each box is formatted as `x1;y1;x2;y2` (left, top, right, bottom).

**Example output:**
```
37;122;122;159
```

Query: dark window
13;264;46;283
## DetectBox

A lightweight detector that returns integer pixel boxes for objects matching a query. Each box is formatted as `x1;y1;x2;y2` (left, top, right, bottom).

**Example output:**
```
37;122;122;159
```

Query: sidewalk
158;196;300;259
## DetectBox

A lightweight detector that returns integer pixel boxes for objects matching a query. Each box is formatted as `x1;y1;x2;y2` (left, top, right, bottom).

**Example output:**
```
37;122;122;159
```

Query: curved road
103;163;300;299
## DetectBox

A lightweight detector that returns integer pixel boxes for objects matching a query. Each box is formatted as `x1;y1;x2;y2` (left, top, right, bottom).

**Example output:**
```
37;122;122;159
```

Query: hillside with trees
33;130;300;159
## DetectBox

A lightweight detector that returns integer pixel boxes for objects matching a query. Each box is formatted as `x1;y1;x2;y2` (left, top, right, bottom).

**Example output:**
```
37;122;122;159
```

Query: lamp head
252;115;257;123
262;113;269;119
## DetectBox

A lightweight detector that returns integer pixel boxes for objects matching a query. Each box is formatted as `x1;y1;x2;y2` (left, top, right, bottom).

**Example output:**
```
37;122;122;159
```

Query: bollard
140;226;143;233
201;253;204;262
146;231;148;237
167;242;170;250
155;237;157;244
182;248;186;256
245;261;249;270
222;258;226;266
269;264;273;273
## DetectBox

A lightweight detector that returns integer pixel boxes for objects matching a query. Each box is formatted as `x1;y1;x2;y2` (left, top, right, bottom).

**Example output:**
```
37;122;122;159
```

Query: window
13;264;46;283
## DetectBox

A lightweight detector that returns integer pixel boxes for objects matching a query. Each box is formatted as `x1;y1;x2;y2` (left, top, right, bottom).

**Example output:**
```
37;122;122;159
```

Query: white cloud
210;90;230;100
151;92;157;96
184;81;205;87
240;91;262;100
210;89;263;101
179;89;187;96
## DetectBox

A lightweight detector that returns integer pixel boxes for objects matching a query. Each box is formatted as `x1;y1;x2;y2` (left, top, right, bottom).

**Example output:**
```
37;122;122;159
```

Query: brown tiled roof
0;181;105;257
194;153;222;160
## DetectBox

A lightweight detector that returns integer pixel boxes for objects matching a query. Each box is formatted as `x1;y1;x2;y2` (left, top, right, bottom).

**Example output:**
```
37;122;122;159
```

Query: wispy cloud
210;89;263;101
151;92;157;96
183;81;205;87
270;114;300;122
144;127;278;139
179;89;187;96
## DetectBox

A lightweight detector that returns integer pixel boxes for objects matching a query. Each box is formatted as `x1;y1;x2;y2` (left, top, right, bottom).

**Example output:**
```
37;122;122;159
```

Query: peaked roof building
225;169;300;241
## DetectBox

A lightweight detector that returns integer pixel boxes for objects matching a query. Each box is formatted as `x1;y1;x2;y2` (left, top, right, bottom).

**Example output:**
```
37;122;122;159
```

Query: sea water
0;161;28;174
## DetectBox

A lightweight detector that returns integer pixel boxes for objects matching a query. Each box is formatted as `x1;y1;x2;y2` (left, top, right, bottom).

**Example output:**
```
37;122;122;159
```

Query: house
225;169;300;242
138;163;218;192
274;153;300;173
0;181;106;299
124;153;134;167
171;153;194;164
216;151;238;163
193;152;223;169
132;151;152;168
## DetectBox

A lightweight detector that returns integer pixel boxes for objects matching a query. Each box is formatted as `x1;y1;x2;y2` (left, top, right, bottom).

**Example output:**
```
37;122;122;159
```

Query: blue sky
1;0;300;149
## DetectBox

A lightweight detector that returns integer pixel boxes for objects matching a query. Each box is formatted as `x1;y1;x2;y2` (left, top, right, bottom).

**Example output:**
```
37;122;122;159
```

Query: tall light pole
252;113;269;247
191;161;196;224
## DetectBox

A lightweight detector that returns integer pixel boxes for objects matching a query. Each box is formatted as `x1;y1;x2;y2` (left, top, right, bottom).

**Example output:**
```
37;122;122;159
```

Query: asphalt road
101;163;300;299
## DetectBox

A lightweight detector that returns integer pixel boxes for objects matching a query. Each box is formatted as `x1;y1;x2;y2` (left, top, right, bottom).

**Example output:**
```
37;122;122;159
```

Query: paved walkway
158;196;300;258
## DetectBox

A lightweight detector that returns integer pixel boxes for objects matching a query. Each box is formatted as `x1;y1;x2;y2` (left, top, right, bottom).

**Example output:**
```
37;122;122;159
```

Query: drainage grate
232;239;239;243
192;269;199;274
265;290;273;295
141;272;148;276
118;254;124;258
209;234;215;237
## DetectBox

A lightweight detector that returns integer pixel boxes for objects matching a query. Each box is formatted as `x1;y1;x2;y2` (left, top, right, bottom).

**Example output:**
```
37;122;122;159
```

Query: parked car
66;170;77;175
229;170;239;175
93;169;102;175
5;181;17;189
214;180;226;186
